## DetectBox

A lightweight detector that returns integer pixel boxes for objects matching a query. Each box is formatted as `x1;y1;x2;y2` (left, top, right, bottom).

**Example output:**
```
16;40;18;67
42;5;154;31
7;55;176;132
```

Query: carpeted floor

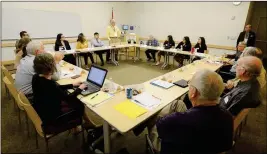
1;55;266;153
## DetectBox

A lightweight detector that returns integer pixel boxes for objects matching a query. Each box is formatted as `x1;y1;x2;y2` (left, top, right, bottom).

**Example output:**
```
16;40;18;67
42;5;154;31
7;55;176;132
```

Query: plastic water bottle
180;45;183;51
108;77;116;93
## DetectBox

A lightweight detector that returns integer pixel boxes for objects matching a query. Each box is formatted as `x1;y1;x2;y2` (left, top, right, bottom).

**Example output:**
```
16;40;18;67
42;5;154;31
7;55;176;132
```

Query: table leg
103;120;111;153
110;49;119;66
134;47;141;62
161;52;169;69
76;54;81;67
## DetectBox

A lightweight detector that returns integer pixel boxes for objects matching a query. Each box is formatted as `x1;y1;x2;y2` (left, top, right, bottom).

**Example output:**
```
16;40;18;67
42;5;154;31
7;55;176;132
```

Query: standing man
106;19;121;61
237;24;256;48
91;32;109;66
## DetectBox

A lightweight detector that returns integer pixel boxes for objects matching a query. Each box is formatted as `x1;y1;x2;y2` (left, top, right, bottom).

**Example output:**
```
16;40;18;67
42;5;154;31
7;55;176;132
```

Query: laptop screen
87;66;107;87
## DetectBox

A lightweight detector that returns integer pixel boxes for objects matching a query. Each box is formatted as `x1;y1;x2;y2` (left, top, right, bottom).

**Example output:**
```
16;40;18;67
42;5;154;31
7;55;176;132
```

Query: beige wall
126;2;250;47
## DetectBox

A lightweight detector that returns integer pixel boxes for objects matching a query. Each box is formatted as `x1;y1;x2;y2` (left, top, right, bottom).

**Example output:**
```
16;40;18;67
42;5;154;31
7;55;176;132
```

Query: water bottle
180;45;183;51
126;88;133;99
109;77;116;93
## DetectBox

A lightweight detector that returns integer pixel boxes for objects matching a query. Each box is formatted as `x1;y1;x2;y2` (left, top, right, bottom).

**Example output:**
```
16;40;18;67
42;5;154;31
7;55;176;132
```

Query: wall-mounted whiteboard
2;8;82;40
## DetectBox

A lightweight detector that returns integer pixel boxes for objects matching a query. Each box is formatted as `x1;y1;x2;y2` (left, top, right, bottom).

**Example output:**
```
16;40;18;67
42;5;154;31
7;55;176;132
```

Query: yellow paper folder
81;91;112;107
114;100;148;119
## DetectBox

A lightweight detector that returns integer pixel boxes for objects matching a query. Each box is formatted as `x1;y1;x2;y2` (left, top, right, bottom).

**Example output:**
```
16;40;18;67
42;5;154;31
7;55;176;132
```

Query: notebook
114;100;148;119
81;91;113;107
133;92;161;109
150;79;174;89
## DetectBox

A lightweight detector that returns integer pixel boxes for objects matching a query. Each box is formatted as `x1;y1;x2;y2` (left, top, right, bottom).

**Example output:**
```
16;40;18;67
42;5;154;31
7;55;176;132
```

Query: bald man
237;24;256;48
220;56;262;116
106;19;121;61
106;19;121;41
15;41;63;101
156;69;233;154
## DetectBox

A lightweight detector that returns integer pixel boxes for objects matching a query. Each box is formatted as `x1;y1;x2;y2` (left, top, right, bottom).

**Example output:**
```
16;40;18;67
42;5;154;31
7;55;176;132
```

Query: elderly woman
32;53;94;133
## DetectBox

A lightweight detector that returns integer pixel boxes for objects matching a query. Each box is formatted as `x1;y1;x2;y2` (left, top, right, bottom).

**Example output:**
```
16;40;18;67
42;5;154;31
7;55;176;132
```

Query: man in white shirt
15;41;63;101
91;32;110;66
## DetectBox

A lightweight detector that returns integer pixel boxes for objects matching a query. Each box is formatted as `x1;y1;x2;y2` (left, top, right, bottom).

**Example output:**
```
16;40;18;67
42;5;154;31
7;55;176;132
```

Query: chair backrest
2;77;23;110
18;91;44;137
1;65;14;84
233;108;250;132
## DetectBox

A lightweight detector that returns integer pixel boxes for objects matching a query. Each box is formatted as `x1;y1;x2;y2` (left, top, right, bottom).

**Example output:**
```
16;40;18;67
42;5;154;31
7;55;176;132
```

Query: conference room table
60;44;210;69
134;44;209;69
60;44;136;67
56;57;224;153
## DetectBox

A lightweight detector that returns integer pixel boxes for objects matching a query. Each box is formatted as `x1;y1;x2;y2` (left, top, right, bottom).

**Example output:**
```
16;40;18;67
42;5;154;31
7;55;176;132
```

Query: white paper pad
60;70;76;79
133;92;161;109
150;79;174;89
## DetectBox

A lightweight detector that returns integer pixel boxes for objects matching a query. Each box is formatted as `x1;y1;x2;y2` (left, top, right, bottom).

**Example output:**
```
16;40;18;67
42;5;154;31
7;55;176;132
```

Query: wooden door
246;2;267;69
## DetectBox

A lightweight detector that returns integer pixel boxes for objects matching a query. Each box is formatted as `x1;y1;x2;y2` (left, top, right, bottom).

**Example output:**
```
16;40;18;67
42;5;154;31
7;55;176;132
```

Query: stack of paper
133;92;161;109
114;100;148;119
150;79;174;89
82;91;113;107
64;49;75;54
60;70;76;79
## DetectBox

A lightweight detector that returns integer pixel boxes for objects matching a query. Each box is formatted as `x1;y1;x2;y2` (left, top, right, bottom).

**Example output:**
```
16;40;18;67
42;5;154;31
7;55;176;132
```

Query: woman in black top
174;36;192;67
55;33;76;65
193;37;208;61
194;37;207;53
155;35;175;66
32;53;92;132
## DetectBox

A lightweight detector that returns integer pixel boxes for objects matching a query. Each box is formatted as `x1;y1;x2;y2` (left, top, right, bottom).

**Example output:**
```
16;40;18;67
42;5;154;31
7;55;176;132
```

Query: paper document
82;91;113;107
64;50;75;54
73;66;82;75
151;79;174;89
194;52;206;57
133;92;161;108
114;99;148;119
60;70;76;79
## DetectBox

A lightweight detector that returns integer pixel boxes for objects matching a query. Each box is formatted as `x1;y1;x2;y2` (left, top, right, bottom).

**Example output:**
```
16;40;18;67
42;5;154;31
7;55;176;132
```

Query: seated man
91;32;110;66
145;35;159;62
226;41;246;60
225;47;266;106
219;42;246;82
15;41;63;102
220;56;262;116
156;69;233;154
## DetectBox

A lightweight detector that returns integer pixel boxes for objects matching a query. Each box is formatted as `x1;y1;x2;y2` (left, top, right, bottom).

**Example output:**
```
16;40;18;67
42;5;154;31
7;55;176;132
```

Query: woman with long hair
194;37;207;53
76;33;95;69
155;35;175;66
54;33;76;65
174;36;192;67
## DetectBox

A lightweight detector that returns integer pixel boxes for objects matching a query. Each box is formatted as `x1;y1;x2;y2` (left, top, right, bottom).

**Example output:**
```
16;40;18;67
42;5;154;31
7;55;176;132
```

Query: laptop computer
81;65;108;96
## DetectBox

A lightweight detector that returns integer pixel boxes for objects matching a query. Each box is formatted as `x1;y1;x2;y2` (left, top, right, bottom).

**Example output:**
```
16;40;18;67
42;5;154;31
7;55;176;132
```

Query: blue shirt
156;105;233;154
146;39;159;47
91;38;105;47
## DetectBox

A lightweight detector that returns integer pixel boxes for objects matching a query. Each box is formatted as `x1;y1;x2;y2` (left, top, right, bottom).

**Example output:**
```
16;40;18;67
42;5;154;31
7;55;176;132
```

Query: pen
152;95;161;100
90;94;98;99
